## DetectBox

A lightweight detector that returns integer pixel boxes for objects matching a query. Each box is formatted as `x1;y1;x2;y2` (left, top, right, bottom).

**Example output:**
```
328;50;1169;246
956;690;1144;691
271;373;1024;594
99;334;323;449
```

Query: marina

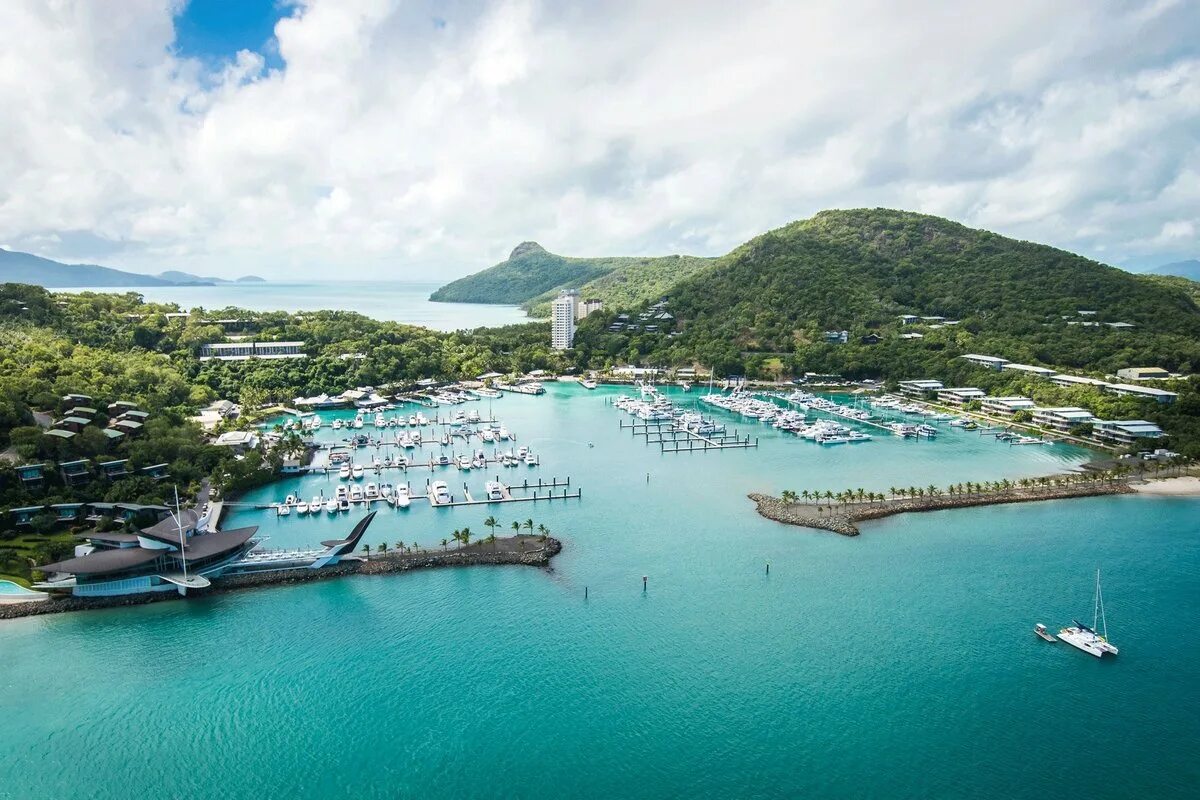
3;382;1195;800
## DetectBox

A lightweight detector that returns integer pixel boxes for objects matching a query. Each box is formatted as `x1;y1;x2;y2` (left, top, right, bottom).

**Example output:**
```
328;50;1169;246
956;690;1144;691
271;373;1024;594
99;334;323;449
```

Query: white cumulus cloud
0;0;1197;277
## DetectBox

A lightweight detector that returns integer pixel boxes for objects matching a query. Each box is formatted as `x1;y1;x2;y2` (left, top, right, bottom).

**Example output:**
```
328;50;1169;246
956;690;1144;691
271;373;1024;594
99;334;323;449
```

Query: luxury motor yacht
394;485;411;508
349;485;364;503
351;464;365;479
431;481;451;504
485;481;505;500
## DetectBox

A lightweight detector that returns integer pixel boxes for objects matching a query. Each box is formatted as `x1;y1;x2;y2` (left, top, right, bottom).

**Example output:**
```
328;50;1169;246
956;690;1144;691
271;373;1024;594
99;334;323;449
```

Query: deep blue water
55;281;530;331
1;384;1197;799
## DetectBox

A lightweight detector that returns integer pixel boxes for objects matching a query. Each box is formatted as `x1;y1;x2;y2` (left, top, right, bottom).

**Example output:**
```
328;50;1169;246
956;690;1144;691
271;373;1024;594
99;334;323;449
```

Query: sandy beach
1132;476;1200;496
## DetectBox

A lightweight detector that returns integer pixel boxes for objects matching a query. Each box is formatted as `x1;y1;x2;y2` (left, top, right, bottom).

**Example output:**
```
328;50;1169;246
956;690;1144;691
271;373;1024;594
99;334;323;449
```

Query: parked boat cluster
702;391;872;444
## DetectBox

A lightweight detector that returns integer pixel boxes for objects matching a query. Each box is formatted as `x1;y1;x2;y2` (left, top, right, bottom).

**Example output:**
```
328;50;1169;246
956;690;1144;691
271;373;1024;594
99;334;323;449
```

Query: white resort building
1091;420;1165;446
1032;407;1097;432
959;354;1009;371
200;341;306;361
981;396;1038;416
898;379;943;396
936;387;986;406
1105;383;1178;404
552;291;578;350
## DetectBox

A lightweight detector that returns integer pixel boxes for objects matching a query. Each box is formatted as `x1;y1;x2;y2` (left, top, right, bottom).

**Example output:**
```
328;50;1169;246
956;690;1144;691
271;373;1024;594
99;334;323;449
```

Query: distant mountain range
0;248;264;287
1145;259;1200;281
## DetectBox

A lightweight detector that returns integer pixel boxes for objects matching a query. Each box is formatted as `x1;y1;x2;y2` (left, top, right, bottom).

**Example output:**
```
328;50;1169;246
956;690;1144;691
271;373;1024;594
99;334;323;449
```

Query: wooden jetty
619;418;758;453
425;476;580;508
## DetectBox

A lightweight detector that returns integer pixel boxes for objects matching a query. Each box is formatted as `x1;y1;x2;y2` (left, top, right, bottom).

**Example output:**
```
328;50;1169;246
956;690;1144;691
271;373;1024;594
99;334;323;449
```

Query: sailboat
1058;569;1119;658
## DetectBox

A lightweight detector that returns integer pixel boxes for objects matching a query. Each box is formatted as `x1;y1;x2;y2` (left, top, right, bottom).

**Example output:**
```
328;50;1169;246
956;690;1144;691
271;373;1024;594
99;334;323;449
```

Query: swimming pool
0;580;48;603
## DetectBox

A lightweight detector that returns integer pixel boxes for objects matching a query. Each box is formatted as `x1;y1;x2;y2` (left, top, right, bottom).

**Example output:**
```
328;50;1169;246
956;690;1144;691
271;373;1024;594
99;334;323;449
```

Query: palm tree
781;490;798;504
441;538;449;551
511;520;520;534
487;532;497;550
823;490;834;510
362;543;371;559
524;518;534;534
378;542;388;556
927;484;937;500
484;515;498;536
856;488;866;504
800;490;811;503
889;486;898;500
452;529;462;548
459;527;472;548
537;523;548;536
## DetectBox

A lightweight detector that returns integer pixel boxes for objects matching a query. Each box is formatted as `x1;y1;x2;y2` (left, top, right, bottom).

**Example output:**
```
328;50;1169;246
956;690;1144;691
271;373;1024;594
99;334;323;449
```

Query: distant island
0;248;264;288
1145;259;1200;281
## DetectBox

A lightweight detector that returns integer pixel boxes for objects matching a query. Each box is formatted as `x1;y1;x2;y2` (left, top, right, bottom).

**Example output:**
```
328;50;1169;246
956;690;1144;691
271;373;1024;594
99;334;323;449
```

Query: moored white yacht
1058;569;1119;658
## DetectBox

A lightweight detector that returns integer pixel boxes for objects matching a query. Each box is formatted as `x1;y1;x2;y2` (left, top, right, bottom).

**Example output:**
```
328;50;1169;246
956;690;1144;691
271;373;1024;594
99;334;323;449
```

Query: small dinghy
1034;623;1057;642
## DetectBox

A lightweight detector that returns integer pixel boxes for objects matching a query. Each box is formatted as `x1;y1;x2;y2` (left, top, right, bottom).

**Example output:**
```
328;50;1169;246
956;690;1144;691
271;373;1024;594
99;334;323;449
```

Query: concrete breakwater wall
749;483;1134;536
0;536;561;621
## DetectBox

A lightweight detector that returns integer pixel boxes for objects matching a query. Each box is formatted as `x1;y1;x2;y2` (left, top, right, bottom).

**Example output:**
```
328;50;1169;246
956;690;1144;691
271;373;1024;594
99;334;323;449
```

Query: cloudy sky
1;0;1198;279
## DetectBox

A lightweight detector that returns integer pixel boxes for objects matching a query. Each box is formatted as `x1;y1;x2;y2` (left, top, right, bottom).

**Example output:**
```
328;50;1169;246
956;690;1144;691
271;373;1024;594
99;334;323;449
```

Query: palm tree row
780;466;1143;514
364;516;554;559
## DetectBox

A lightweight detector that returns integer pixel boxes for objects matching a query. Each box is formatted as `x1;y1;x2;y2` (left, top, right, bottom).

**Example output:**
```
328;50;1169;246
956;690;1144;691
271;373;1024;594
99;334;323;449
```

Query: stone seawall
749;483;1134;536
0;536;561;621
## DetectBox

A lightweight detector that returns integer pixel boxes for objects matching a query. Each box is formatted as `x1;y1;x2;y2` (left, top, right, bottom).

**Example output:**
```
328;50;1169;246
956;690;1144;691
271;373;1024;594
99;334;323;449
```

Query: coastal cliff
0;536;561;621
748;483;1135;536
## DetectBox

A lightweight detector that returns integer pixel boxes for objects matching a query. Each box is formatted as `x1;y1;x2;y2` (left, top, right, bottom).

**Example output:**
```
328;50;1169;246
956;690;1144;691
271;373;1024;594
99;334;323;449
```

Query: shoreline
1130;475;1200;496
0;535;561;622
749;483;1136;536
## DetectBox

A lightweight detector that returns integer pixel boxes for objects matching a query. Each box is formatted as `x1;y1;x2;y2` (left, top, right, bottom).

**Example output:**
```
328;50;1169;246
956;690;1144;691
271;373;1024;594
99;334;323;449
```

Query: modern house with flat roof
1001;363;1057;378
16;464;45;487
936;387;986;406
1116;367;1170;381
898;314;920;325
1050;374;1111;389
897;379;943;396
1105;383;1177;404
213;431;260;453
1091;420;1165;446
981;396;1037;416
1032;407;1097;431
960;354;1010;371
59;459;91;486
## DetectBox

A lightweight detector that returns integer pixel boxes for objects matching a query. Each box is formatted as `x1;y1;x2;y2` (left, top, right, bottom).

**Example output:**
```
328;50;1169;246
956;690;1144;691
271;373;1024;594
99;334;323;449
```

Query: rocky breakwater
0;535;561;621
749;481;1135;536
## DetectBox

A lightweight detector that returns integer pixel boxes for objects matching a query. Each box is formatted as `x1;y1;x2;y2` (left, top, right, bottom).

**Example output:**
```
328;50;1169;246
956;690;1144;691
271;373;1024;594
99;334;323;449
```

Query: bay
53;280;531;331
1;387;1197;799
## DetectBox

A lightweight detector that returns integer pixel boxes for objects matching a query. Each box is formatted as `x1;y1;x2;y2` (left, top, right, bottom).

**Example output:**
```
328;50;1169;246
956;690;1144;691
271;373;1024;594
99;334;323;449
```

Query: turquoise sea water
1;384;1197;798
55;281;530;331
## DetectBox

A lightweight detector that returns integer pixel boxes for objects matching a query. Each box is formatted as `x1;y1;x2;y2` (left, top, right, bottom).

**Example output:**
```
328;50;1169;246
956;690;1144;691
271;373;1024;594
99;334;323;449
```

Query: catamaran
1058;569;1119;658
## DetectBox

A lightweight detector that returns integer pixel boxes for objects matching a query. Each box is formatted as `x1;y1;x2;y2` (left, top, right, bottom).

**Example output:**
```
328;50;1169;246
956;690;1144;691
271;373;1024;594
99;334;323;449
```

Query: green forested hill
663;208;1200;344
429;241;717;313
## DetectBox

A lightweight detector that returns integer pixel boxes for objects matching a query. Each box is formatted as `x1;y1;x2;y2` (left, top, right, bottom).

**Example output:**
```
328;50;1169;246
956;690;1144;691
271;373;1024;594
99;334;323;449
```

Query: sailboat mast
1097;569;1108;639
1093;568;1100;632
175;485;188;581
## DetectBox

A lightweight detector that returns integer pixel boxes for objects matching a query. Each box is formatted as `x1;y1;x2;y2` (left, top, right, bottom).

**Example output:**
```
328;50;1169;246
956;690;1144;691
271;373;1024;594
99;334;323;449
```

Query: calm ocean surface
55;281;531;331
2;384;1198;799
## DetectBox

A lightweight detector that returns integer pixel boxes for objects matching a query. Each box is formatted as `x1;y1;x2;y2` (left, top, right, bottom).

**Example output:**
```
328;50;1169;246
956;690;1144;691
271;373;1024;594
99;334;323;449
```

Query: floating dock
619;419;758;453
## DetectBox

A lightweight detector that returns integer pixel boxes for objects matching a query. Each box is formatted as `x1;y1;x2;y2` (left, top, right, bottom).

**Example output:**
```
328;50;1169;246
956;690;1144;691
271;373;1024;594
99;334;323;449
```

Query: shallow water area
2;384;1197;799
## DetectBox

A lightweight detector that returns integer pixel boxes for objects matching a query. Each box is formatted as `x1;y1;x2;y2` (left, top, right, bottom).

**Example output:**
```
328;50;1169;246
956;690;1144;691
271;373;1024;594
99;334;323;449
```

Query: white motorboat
1058;569;1119;658
498;426;511;440
430;480;451;504
456;455;472;470
365;483;380;500
276;503;291;516
349;485;364;503
1034;623;1057;642
339;464;351;479
332;419;343;430
285;494;297;505
324;499;339;513
338;498;350;512
524;453;538;466
296;502;310;515
581;378;598;390
485;481;504;501
352;464;365;479
335;485;349;501
394;485;411;508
